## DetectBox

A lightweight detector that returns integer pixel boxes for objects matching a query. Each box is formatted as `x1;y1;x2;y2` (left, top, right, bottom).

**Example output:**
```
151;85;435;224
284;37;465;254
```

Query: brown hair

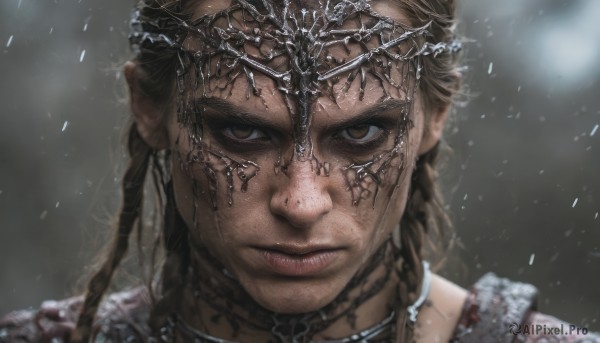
391;0;460;339
73;0;461;341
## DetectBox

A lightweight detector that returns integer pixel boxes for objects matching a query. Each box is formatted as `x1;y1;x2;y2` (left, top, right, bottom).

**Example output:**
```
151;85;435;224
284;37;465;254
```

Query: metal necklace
159;262;431;343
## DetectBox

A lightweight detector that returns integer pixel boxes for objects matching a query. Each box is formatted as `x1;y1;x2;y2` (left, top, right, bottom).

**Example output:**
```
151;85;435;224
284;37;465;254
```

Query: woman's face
151;0;443;314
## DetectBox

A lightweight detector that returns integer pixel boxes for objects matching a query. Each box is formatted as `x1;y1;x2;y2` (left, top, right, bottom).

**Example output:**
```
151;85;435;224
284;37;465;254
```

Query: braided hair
390;1;460;340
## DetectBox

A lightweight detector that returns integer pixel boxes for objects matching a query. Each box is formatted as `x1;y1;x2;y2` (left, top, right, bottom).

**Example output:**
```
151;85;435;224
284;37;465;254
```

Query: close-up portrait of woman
0;0;599;342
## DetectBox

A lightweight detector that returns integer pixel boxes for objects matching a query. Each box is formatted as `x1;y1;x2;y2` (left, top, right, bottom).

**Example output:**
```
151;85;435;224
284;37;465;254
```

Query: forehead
191;0;407;21
175;0;426;155
203;60;409;129
185;0;419;103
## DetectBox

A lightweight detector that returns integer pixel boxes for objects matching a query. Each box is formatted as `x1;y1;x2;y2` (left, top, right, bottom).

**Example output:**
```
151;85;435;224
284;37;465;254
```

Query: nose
270;160;333;229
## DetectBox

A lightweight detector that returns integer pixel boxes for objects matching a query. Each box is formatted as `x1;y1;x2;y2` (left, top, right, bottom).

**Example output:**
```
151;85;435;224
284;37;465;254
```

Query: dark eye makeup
223;125;269;141
202;120;392;159
193;98;405;158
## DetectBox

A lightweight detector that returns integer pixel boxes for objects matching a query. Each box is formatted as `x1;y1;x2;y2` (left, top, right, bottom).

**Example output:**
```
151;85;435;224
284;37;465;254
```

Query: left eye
338;125;382;143
223;125;268;140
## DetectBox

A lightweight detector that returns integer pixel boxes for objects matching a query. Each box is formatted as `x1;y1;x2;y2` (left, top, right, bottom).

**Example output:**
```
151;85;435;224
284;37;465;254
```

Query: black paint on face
128;1;460;338
130;0;459;210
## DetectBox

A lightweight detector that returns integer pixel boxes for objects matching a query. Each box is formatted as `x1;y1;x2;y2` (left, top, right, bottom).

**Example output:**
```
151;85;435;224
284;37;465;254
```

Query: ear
418;104;449;155
124;61;170;149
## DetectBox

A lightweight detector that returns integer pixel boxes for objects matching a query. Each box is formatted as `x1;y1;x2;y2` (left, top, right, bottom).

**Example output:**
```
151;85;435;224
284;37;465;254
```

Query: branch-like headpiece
129;0;461;208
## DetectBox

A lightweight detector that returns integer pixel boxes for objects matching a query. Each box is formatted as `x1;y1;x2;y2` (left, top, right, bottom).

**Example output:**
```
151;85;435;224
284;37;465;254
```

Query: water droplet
49;27;54;34
6;35;13;48
79;49;86;62
572;198;578;208
529;253;535;266
487;62;493;75
595;212;598;220
517;85;522;92
83;23;88;32
61;121;69;132
591;124;598;137
55;201;60;208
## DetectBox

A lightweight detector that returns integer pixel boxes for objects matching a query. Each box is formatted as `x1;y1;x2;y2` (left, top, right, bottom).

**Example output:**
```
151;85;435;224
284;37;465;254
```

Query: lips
255;245;340;277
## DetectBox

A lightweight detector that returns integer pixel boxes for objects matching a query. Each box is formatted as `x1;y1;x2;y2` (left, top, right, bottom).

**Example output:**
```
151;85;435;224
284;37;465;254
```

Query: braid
395;142;451;341
72;124;152;342
70;2;197;339
148;180;191;333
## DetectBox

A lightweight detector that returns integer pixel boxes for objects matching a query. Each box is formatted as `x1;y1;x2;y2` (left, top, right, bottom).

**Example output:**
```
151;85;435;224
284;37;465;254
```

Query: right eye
223;125;268;141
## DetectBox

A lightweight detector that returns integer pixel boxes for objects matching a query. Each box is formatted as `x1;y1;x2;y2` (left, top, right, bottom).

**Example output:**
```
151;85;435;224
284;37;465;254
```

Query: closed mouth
254;245;341;276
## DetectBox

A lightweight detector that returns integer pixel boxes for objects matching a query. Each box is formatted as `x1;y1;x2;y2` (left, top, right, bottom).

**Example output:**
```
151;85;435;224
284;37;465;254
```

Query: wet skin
168;76;430;316
127;0;449;339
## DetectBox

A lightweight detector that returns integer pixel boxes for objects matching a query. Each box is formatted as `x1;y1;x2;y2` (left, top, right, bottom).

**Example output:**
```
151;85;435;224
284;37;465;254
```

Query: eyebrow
194;97;410;131
194;97;284;131
324;98;410;133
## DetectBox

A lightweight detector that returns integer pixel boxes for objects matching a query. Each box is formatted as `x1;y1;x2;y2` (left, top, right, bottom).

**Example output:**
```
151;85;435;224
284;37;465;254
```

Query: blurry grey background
0;0;598;330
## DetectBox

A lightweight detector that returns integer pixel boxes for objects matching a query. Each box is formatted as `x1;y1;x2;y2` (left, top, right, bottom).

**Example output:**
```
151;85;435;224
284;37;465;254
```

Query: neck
173;240;402;342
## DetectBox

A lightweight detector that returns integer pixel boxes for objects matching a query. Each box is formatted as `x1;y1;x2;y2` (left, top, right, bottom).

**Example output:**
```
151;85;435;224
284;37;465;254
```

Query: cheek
169;140;271;243
346;129;421;254
355;167;411;249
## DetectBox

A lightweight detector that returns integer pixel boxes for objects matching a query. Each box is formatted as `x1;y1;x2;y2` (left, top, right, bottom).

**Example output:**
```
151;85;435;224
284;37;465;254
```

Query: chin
244;278;346;314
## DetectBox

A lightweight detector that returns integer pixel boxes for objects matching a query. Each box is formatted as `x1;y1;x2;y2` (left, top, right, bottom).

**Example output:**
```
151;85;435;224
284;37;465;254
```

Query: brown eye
339;125;381;143
345;125;370;139
224;125;268;141
231;126;253;139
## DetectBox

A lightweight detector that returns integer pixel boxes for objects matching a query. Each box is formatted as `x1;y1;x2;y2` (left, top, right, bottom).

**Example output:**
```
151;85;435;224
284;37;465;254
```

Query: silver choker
159;261;432;343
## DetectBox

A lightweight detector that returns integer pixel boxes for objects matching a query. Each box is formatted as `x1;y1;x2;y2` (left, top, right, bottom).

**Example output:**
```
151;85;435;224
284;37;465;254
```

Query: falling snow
79;50;86;62
61;121;69;132
572;198;578;208
591;124;599;137
6;35;13;48
488;62;493;75
529;254;535;266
